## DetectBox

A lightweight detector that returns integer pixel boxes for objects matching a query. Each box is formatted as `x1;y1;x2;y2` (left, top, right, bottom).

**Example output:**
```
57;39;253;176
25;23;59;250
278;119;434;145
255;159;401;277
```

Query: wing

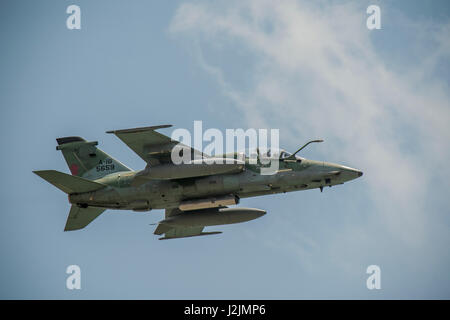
153;208;222;240
106;125;206;166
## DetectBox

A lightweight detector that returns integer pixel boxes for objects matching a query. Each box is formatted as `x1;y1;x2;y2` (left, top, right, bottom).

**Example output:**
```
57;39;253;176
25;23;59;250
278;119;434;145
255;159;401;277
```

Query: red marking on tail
70;164;79;175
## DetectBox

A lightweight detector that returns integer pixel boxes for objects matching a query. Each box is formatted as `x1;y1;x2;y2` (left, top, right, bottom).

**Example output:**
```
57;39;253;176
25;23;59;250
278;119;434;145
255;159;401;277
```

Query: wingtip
56;136;85;145
32;170;44;176
106;124;172;134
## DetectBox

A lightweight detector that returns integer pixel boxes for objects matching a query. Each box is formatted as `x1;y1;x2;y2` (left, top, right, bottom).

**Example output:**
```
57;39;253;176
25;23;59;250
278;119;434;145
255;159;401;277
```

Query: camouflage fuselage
69;158;363;211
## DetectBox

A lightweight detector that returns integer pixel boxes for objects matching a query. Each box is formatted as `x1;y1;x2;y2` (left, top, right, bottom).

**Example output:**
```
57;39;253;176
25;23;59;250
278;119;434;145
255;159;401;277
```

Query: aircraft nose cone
350;169;363;179
336;165;363;181
254;209;266;217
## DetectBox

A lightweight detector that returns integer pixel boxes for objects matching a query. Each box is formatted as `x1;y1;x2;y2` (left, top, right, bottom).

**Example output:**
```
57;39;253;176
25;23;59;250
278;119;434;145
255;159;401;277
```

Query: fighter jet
33;125;363;240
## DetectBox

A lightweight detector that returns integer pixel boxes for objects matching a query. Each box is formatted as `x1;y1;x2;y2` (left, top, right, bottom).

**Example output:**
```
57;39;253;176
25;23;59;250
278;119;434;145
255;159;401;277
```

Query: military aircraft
33;125;363;240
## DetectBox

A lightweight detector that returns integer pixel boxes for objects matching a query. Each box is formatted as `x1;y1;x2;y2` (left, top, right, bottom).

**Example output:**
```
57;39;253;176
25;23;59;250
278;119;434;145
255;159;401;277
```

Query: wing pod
161;207;266;228
158;231;223;240
179;194;239;211
153;207;266;240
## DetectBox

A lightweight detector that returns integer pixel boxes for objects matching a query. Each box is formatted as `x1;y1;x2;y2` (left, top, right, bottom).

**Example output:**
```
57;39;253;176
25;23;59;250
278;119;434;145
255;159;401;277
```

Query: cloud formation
169;0;450;250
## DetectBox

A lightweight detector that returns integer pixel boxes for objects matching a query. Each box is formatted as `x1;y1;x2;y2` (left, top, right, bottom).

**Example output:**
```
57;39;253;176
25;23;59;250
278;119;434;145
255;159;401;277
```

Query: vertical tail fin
56;136;131;180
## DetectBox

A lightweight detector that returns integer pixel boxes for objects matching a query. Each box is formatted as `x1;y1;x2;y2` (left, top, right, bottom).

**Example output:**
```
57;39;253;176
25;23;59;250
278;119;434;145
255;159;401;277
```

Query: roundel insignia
70;163;79;175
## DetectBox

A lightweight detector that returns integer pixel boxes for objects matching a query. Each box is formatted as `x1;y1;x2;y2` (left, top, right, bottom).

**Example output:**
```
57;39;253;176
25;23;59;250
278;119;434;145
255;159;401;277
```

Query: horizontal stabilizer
33;170;106;194
65;205;105;231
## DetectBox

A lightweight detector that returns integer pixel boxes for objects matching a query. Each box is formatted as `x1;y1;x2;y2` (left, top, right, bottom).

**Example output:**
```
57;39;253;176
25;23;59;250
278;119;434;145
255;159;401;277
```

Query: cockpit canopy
279;150;292;159
243;148;302;161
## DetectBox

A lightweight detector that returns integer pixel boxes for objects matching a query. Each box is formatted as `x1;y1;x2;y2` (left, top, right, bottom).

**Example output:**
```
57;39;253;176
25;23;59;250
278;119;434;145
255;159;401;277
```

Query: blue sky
0;0;449;299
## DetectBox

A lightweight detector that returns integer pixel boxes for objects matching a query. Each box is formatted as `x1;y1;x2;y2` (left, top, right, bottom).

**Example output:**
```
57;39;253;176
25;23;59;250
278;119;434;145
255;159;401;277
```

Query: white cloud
169;0;450;251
